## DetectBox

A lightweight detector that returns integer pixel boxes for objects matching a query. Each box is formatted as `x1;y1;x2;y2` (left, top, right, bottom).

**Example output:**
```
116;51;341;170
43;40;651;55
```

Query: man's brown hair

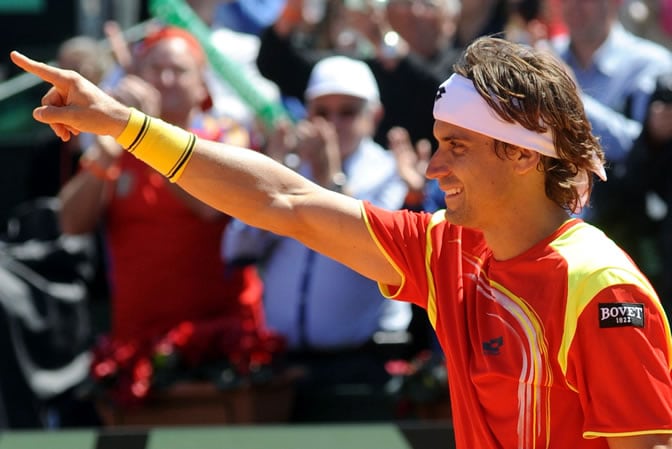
453;36;605;213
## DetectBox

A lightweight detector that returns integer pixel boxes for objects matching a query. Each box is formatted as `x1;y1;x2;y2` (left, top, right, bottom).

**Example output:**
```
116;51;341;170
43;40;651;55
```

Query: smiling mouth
444;187;463;197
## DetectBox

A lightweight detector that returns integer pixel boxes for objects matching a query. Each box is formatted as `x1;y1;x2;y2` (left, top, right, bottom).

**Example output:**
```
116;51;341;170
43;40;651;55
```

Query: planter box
97;374;298;426
414;398;452;422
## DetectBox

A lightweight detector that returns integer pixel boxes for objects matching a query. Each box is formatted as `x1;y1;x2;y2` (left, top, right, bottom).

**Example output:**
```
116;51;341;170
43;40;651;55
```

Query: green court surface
0;429;97;449
149;425;409;449
0;423;455;449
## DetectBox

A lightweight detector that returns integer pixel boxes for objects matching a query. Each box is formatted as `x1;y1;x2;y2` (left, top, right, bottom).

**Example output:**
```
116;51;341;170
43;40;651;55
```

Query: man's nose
158;68;177;85
425;152;447;179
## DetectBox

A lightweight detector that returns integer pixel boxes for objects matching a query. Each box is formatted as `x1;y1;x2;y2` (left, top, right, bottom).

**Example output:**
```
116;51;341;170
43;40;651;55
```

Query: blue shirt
423;179;445;213
223;138;411;350
554;23;672;162
214;0;286;36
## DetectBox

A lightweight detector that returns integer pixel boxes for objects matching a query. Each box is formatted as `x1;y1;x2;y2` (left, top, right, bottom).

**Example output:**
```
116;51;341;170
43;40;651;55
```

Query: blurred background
1;0;672;445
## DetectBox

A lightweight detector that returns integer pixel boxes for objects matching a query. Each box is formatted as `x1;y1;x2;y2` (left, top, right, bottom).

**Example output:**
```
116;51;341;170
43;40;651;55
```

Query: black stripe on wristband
127;114;151;153
166;132;196;181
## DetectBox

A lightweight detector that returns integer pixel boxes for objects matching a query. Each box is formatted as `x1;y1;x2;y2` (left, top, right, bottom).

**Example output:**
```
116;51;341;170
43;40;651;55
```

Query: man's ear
513;146;541;174
198;79;213;111
372;103;385;128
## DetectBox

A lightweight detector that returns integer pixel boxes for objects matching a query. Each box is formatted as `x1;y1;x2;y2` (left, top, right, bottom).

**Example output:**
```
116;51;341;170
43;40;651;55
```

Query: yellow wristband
115;108;196;182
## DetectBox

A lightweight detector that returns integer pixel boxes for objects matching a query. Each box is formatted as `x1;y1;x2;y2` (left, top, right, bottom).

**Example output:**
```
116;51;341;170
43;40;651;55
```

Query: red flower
89;317;287;409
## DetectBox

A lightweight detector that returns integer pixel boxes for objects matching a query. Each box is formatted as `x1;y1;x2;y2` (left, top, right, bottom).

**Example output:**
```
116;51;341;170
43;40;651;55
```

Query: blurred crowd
2;0;672;431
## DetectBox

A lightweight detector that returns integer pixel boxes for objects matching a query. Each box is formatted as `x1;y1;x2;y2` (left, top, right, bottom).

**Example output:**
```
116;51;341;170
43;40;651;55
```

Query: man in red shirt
55;27;274;406
12;36;672;448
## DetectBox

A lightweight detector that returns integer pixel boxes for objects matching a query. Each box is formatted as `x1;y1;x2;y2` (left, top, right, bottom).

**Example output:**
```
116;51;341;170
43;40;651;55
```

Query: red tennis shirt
362;202;672;449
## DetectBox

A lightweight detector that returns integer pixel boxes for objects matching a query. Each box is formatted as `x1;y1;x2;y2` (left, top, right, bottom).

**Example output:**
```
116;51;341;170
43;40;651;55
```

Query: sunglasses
387;0;441;8
310;103;367;120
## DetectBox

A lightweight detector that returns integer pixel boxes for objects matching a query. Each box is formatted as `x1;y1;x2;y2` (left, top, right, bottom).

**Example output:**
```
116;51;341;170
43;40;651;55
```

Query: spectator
57;27;279;411
57;35;113;86
257;0;462;146
552;0;672;226
453;0;510;48
223;55;411;422
504;0;554;49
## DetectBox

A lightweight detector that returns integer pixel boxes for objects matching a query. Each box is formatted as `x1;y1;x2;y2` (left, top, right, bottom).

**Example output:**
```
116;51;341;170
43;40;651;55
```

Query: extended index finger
10;51;68;89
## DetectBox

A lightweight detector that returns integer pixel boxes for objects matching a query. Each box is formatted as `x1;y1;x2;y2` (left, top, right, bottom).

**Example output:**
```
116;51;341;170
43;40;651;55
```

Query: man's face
458;0;494;17
561;0;617;44
427;120;517;229
135;38;208;122
386;0;454;57
306;94;377;157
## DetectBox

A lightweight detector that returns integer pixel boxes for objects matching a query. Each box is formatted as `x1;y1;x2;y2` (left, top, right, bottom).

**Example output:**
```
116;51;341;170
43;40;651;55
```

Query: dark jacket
256;25;461;146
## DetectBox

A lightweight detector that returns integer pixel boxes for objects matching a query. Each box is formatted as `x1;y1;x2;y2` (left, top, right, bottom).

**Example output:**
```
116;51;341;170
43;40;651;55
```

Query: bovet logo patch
598;303;644;328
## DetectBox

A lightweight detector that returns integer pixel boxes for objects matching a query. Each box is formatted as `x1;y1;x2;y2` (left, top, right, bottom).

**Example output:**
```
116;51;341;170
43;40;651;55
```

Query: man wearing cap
223;55;411;421
55;27;270;405
12;35;672;447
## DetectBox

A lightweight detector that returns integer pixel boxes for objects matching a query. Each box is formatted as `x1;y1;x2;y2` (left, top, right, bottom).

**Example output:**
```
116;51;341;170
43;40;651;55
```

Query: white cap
305;56;380;103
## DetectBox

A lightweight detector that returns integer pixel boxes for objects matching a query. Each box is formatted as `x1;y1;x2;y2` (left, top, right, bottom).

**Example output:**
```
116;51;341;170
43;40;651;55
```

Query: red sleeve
362;201;436;309
566;284;672;436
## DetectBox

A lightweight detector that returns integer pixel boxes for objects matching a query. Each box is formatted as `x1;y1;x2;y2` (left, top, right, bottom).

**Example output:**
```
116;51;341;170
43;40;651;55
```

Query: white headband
433;74;606;179
433;73;607;212
433;73;558;155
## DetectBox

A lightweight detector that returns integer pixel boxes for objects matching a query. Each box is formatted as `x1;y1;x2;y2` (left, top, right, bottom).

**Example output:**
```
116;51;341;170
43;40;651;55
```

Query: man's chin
441;209;473;228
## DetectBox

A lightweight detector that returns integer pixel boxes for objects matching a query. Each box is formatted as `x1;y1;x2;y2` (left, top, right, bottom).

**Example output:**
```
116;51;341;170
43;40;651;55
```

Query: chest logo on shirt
598;303;644;328
482;336;503;355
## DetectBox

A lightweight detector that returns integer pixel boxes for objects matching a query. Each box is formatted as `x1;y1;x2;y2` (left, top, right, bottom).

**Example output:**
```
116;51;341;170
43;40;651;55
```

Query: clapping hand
388;126;431;193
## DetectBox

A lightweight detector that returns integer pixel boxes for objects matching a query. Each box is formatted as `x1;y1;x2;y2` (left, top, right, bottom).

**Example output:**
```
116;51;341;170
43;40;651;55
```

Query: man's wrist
115;108;147;148
114;108;197;183
110;106;134;140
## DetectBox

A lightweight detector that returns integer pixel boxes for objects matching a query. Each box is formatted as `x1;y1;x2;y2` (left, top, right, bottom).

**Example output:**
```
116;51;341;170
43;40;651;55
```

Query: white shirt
223;138;411;350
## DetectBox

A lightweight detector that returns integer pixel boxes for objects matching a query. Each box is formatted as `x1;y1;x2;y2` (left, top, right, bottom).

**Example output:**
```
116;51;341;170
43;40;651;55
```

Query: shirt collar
559;22;629;77
590;22;629;76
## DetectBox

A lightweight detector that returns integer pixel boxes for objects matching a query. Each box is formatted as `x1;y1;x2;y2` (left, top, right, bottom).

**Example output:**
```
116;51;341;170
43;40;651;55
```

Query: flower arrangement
89;316;287;409
385;350;450;419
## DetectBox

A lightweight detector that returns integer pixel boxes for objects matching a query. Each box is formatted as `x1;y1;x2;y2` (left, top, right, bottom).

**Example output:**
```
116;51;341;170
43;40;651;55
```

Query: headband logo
435;85;446;102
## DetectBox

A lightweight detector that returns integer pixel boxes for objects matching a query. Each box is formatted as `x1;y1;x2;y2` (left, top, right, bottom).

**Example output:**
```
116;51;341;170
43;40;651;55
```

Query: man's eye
450;143;467;155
